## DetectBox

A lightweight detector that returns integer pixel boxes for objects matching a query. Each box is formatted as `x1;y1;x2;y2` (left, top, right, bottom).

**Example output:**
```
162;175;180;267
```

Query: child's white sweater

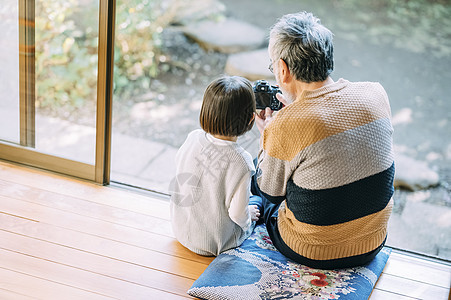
170;129;255;256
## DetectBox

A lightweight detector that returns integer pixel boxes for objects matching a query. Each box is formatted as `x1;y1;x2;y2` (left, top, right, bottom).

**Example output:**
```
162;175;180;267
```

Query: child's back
169;76;260;256
170;129;255;256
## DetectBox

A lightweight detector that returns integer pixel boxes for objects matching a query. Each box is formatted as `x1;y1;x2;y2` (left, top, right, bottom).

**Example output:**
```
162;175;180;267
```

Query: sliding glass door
0;1;21;144
0;0;115;183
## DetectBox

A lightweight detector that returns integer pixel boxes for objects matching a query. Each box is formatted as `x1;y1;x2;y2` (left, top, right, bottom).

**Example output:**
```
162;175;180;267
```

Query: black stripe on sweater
286;162;395;226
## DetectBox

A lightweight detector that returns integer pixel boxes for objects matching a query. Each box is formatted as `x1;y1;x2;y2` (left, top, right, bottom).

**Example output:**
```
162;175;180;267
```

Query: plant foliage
35;0;184;109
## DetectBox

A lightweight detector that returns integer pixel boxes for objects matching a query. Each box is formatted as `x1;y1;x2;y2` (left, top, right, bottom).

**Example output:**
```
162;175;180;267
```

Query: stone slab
0;107;19;143
225;48;274;81
138;145;178;193
388;199;451;259
182;19;266;54
387;214;439;256
172;0;226;25
394;152;440;191
0;2;20;143
35;115;173;188
111;133;167;176
35;115;96;165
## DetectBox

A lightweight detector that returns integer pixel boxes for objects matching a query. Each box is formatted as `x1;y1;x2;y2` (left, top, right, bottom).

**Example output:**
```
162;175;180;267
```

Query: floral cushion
188;224;391;300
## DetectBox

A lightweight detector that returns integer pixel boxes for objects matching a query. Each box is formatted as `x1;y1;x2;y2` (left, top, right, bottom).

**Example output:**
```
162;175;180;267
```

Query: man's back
257;79;394;264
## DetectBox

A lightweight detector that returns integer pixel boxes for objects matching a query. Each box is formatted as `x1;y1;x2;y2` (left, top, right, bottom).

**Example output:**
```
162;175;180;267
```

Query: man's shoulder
339;80;389;104
345;80;387;93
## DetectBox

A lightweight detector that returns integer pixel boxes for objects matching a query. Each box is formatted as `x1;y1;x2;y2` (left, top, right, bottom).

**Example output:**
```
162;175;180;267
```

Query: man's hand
256;107;274;134
276;92;290;107
249;205;260;222
255;93;289;134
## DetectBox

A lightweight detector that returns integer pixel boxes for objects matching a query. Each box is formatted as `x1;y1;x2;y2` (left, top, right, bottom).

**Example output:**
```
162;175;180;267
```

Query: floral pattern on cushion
188;224;391;300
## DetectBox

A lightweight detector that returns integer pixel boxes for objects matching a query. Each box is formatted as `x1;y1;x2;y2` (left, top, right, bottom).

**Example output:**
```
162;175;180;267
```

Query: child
170;76;262;256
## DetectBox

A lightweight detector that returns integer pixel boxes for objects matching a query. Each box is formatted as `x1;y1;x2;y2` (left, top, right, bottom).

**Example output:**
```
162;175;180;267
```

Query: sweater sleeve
256;127;294;205
228;173;252;231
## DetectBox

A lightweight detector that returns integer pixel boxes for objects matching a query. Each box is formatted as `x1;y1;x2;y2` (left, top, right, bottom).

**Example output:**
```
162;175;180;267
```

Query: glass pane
111;0;262;193
34;0;99;164
0;1;20;143
110;0;451;261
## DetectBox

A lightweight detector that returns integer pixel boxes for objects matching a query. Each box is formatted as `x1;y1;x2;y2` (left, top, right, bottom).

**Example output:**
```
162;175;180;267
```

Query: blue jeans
248;195;263;214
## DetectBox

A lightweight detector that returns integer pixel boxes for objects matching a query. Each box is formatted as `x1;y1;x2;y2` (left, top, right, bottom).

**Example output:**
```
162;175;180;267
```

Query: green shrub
35;0;98;108
35;0;185;109
113;0;185;97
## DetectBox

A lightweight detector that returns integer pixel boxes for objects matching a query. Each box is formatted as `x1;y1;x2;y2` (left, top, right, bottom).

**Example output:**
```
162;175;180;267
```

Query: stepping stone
394;153;440;191
139;145;178;192
182;19;266;54
172;0;226;25
225;48;274;81
400;200;451;257
111;133;167;176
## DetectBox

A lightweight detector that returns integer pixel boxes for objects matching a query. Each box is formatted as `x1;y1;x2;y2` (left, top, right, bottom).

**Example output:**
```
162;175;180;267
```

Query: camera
253;80;283;111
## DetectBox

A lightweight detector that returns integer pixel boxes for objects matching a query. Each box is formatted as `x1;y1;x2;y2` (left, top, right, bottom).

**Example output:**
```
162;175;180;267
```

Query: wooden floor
0;161;449;300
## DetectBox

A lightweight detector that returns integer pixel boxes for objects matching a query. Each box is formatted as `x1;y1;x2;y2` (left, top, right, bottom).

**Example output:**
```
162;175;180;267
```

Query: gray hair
269;11;334;83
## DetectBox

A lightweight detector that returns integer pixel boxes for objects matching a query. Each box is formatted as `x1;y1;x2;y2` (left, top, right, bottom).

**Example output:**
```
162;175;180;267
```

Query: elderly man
252;11;394;269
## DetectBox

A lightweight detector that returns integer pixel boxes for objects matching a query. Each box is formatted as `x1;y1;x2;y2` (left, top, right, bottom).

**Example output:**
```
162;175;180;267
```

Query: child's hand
249;205;260;222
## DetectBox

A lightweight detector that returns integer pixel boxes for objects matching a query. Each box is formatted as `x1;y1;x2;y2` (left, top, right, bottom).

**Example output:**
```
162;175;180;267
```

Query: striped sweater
256;78;394;261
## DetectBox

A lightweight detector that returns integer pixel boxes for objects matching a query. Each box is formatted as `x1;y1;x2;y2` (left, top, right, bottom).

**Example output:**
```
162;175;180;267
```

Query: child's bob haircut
200;76;256;137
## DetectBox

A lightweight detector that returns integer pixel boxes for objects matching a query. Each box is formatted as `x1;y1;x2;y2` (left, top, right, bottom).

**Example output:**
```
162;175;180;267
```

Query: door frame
0;0;116;185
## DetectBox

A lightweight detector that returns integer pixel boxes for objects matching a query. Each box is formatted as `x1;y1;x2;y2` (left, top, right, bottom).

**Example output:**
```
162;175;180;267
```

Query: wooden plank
383;251;451;288
0;161;171;219
390;251;451;272
370;288;419;300
0;249;189;299
0;179;169;227
0;230;195;297
0;211;211;280
1;161;450;299
0;180;213;265
0;290;32;300
0;267;112;300
374;272;449;300
0;287;36;300
0;180;212;264
0;178;173;236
